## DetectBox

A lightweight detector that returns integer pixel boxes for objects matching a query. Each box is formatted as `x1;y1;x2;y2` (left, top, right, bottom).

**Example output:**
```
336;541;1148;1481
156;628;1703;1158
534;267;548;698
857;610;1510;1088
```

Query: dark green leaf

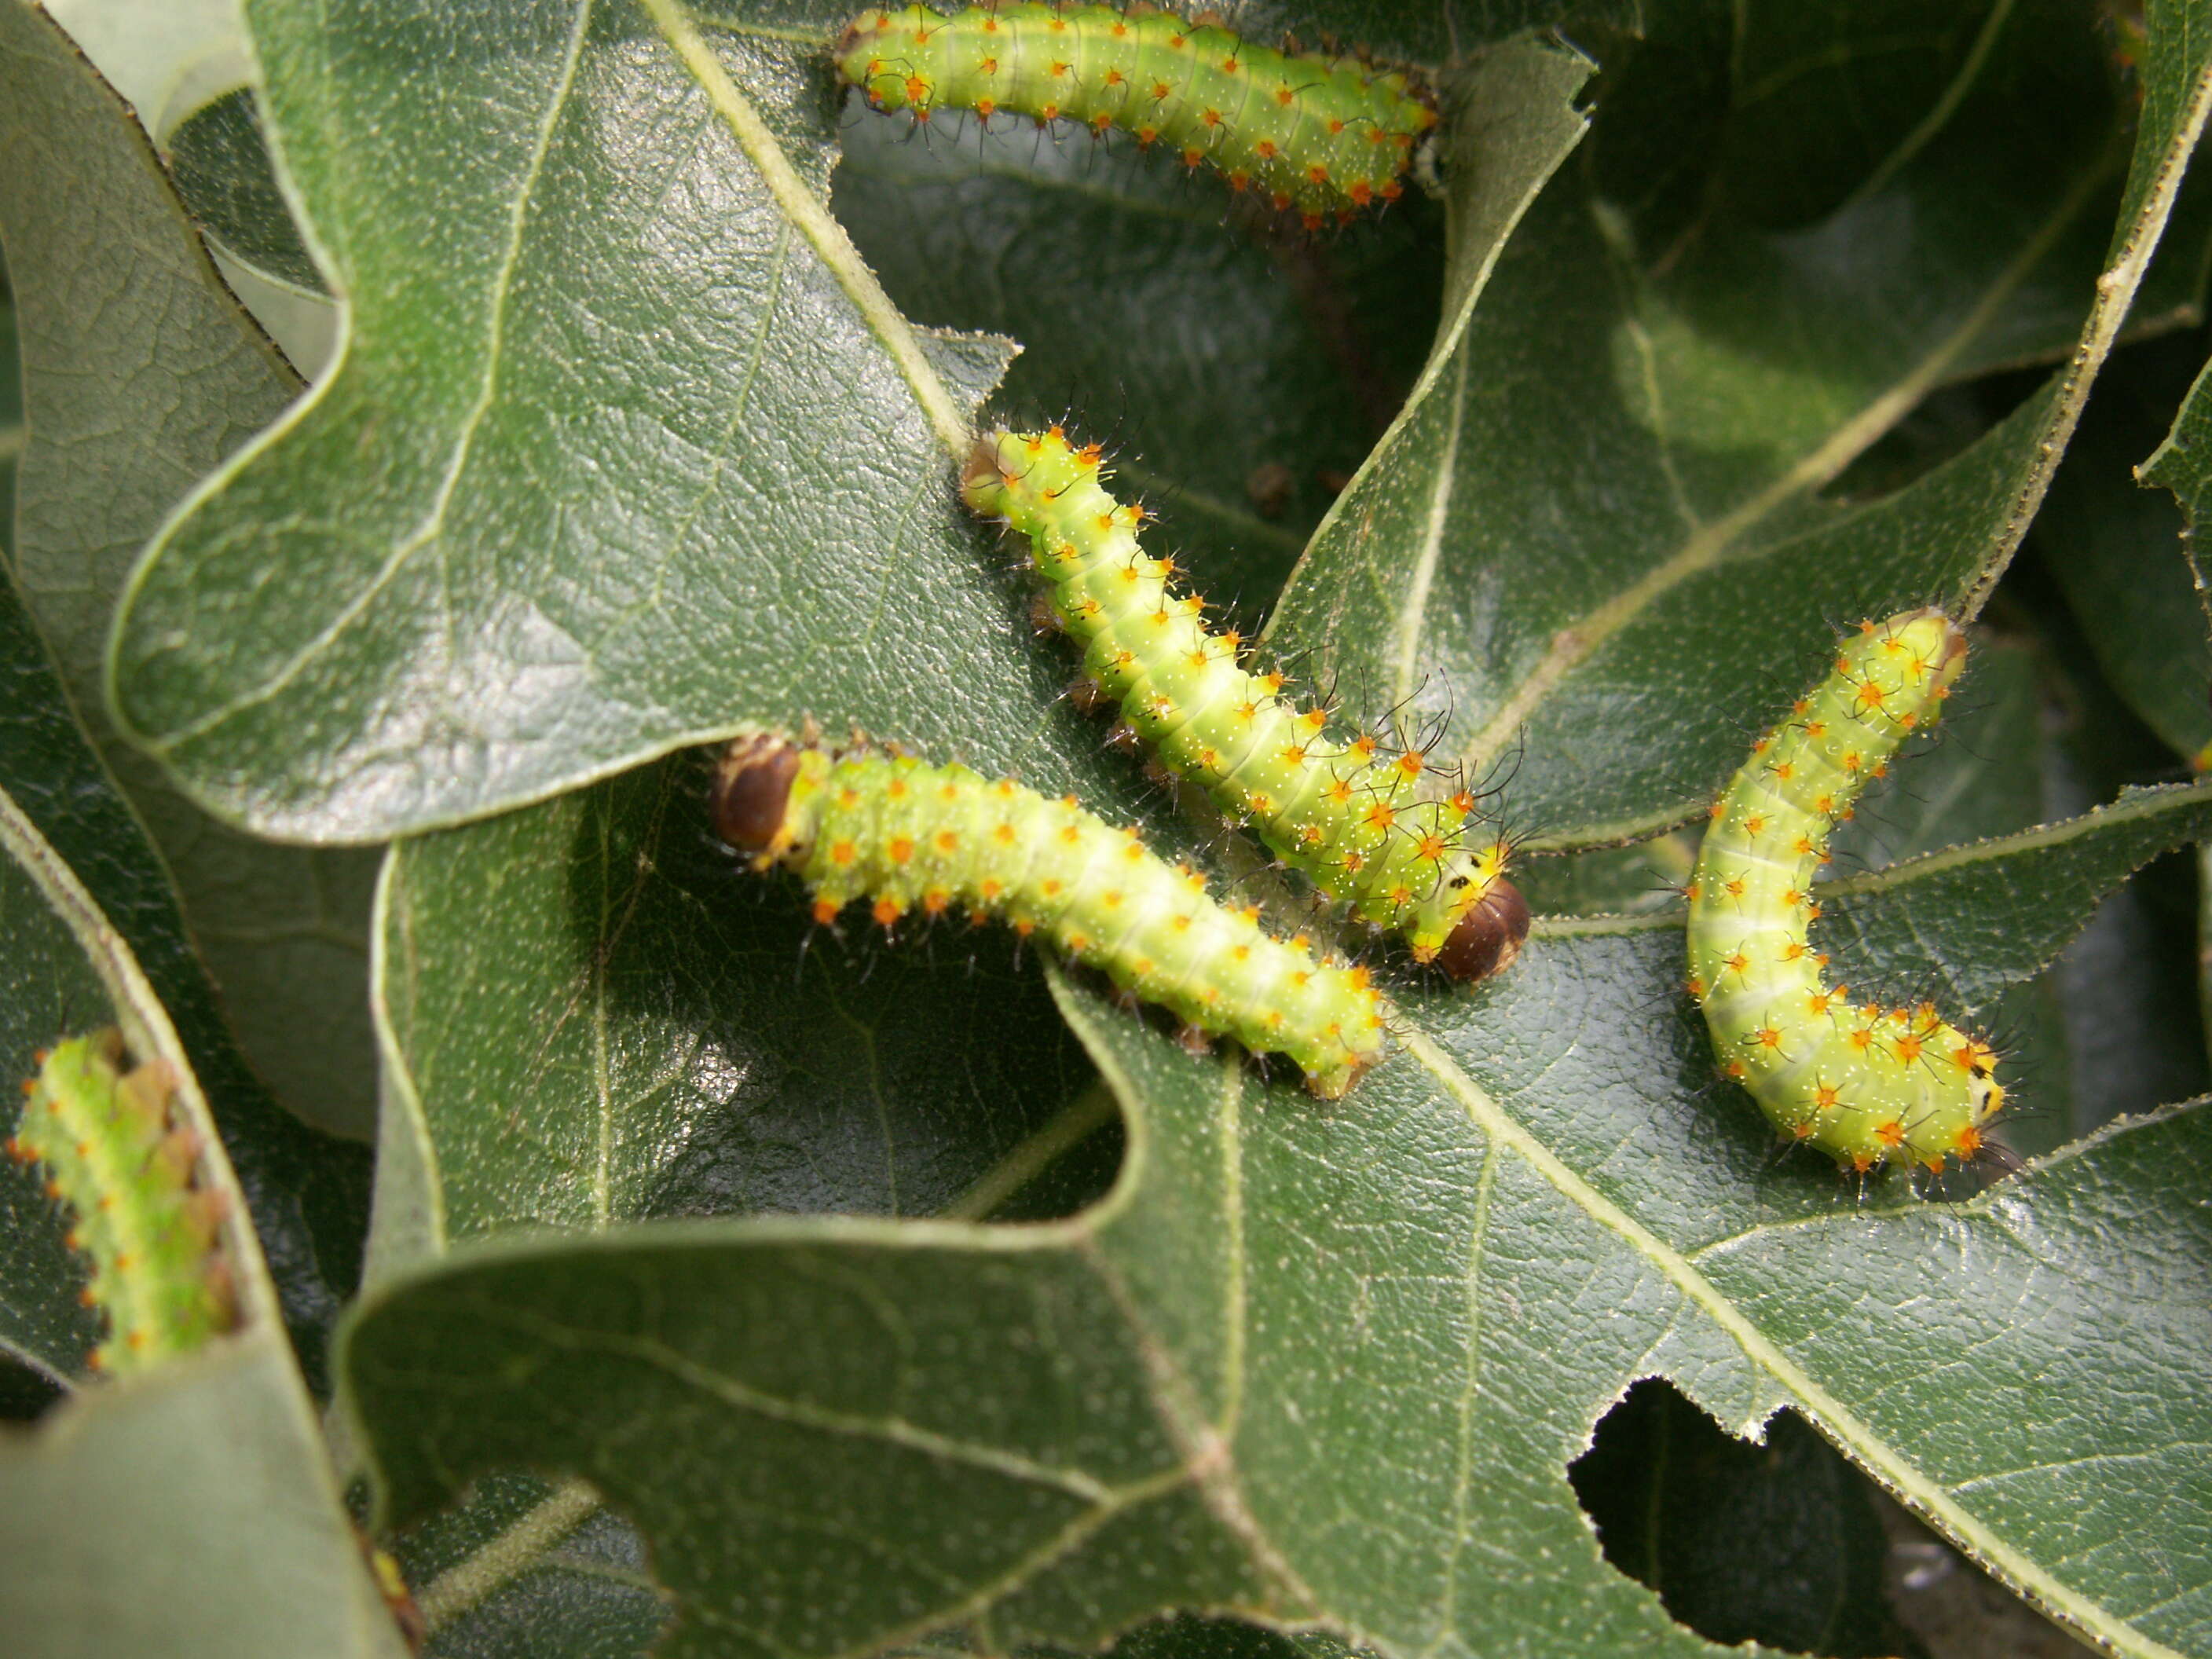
109;0;1038;840
0;0;381;1136
2045;336;2212;764
0;796;112;1386
1818;779;2212;1011
0;771;405;1656
0;1;370;1382
830;98;1445;613
346;921;2212;1658
338;36;1601;1651
328;13;2212;1656
0;525;368;1387
0;1336;413;1659
394;1473;670;1659
367;752;1098;1271
1269;0;2154;851
347;648;2212;1658
163;86;324;292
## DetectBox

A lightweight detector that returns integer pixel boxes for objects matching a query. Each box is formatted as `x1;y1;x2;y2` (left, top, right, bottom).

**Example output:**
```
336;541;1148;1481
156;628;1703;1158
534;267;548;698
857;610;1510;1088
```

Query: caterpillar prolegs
961;426;1528;981
6;1030;235;1374
1686;611;2004;1175
712;736;1388;1097
833;3;1439;228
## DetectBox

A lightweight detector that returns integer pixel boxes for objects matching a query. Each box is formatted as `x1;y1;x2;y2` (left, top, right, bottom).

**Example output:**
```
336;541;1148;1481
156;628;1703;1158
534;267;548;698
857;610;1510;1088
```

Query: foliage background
2;1;2211;1657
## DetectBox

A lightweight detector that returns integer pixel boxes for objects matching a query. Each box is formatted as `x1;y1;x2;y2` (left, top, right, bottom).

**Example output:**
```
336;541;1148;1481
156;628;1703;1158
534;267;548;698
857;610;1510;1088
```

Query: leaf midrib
1451;156;2115;796
1531;775;2212;939
126;0;975;756
1401;1026;2184;1659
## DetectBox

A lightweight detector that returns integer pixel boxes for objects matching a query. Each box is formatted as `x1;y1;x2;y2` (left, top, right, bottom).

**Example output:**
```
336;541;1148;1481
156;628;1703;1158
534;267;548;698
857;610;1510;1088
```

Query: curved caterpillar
1685;610;2004;1174
961;426;1529;981
833;3;1438;229
5;1030;235;1373
712;735;1386;1097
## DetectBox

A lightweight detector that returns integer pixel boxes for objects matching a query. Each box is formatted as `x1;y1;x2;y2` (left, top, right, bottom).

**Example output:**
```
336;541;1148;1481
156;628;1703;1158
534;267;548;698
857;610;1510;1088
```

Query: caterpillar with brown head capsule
1686;610;2005;1176
833;3;1441;229
711;734;1389;1097
6;1029;236;1374
960;425;1530;983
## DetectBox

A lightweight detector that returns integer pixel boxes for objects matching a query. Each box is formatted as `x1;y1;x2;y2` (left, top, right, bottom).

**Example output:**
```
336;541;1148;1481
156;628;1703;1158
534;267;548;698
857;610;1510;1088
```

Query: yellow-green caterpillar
6;1030;235;1373
961;426;1528;981
1685;611;2003;1174
833;3;1438;228
712;735;1387;1097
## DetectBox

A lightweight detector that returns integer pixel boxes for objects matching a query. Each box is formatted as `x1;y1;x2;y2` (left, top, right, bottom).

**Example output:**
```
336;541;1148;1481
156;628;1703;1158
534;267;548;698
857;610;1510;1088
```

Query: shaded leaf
0;771;403;1655
0;1339;412;1659
1570;1382;1911;1659
396;1473;671;1659
164;86;324;292
2047;335;2212;766
346;912;2212;1659
0;793;111;1386
1270;0;2148;850
830;94;1446;612
1818;778;2212;1010
0;522;368;1387
0;0;381;1134
367;753;1098;1275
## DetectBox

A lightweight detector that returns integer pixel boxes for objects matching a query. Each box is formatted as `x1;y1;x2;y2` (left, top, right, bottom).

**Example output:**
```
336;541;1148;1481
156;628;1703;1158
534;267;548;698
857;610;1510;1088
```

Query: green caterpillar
833;3;1438;228
961;426;1528;981
6;1030;235;1373
712;735;1387;1097
1685;610;2004;1175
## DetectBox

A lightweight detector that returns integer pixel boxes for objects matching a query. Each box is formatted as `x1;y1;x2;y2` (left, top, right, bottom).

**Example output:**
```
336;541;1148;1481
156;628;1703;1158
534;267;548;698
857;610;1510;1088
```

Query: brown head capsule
712;735;803;851
1436;879;1529;983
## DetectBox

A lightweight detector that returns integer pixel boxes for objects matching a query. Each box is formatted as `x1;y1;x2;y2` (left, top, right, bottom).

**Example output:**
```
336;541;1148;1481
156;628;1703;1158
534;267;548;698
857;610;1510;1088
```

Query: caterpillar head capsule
1437;878;1529;983
712;735;804;853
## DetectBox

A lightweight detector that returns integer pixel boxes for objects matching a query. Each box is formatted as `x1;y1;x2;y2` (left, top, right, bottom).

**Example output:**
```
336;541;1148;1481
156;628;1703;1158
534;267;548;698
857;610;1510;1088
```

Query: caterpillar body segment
961;425;1526;981
712;736;1388;1097
1685;610;2004;1175
833;3;1438;228
6;1030;235;1373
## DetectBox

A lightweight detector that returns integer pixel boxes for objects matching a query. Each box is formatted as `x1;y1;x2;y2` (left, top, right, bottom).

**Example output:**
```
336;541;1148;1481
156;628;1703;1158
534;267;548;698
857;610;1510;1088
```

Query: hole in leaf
1573;1380;2106;1657
1570;1379;1913;1657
